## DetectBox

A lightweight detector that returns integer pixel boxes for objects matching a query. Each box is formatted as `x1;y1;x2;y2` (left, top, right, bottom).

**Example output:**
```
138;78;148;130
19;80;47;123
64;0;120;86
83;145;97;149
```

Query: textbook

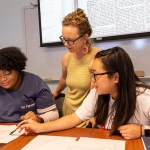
141;137;150;150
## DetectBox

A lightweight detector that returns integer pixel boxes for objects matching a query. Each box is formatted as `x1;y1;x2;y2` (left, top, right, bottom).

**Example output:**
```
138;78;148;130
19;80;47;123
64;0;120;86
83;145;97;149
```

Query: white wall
0;0;65;91
0;0;37;50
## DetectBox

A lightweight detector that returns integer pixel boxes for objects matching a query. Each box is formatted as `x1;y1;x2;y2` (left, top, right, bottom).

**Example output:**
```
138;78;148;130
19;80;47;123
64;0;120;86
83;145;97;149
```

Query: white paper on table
0;125;24;143
21;135;77;150
43;138;125;150
76;137;126;150
23;135;125;150
62;141;116;150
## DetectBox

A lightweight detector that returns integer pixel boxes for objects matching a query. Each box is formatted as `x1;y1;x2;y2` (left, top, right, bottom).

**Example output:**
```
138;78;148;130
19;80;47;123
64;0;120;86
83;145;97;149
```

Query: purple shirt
0;71;55;122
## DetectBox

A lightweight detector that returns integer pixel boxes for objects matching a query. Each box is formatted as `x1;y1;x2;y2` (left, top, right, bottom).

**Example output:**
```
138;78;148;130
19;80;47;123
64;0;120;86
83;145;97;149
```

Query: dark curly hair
0;47;27;71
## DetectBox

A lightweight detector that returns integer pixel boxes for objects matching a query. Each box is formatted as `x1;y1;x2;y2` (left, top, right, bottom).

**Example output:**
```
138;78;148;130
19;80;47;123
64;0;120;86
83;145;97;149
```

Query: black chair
54;93;65;118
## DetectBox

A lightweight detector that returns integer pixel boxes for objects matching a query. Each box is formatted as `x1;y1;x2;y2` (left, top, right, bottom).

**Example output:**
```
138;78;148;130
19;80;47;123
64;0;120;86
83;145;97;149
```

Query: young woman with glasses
0;47;59;123
19;46;150;139
52;8;100;120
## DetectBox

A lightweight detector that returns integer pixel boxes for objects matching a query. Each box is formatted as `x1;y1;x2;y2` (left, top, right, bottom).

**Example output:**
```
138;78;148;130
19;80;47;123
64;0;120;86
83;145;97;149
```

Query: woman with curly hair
0;47;59;123
52;8;100;119
19;47;150;139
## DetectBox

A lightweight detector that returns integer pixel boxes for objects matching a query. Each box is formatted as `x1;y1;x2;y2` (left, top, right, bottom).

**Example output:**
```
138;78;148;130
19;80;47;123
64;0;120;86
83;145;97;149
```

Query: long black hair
94;46;150;135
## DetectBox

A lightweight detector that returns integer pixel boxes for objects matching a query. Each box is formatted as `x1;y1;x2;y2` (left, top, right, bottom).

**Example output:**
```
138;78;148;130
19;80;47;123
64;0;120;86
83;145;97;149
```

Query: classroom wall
0;0;37;50
0;0;150;92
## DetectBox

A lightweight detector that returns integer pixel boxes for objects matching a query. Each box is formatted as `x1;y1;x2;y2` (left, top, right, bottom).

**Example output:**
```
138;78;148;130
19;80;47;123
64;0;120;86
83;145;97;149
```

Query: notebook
141;137;150;150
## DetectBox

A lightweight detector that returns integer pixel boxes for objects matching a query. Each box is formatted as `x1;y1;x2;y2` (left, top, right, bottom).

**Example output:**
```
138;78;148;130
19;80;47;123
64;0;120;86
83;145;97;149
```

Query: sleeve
140;90;150;119
75;88;98;121
36;80;59;122
135;88;150;125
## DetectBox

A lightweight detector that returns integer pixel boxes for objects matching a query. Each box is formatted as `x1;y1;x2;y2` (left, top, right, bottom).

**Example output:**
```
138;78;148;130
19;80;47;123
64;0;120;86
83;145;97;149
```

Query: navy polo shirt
0;71;54;122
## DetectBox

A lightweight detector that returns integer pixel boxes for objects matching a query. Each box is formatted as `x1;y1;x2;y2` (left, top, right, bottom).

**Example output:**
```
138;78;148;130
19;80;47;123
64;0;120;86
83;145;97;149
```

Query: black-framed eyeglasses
91;72;111;81
59;35;83;45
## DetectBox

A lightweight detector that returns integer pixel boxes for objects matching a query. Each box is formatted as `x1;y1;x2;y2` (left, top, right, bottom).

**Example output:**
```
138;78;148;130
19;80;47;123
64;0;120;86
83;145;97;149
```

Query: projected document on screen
38;0;150;46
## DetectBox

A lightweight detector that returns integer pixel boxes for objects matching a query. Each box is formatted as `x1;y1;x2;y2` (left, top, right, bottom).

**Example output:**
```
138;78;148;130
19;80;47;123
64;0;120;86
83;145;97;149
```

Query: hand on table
118;124;141;139
18;119;41;135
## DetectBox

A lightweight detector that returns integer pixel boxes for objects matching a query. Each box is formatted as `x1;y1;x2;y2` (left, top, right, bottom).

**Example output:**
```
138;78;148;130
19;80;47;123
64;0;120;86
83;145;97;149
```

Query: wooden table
0;127;144;150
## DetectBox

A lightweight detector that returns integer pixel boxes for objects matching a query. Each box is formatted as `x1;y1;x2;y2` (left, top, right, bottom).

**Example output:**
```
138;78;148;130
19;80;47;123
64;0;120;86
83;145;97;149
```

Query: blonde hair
62;8;93;45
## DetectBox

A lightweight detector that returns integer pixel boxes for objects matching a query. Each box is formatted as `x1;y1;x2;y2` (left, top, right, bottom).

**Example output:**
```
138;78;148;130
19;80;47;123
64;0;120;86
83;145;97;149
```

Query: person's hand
21;111;41;123
118;124;141;139
52;91;58;99
18;119;42;135
86;118;96;128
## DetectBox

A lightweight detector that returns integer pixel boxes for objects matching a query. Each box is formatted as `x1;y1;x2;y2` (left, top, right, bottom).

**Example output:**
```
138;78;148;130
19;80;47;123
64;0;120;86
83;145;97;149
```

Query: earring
81;45;88;55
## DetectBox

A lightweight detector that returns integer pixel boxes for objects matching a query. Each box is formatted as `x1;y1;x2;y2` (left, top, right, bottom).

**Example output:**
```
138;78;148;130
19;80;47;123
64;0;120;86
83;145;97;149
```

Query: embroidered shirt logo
21;103;35;109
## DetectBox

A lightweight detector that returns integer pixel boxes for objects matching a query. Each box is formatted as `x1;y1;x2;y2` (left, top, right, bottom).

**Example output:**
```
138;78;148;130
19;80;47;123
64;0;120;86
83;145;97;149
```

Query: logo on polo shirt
21;103;35;109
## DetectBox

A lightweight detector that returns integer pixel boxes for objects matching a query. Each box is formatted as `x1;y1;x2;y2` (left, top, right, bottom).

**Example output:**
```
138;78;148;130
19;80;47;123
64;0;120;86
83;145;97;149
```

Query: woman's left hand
86;118;96;128
21;111;41;123
118;124;141;139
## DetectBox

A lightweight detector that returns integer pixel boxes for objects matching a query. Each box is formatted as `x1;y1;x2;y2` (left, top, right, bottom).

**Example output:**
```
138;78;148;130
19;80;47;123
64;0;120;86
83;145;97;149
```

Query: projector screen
37;0;150;47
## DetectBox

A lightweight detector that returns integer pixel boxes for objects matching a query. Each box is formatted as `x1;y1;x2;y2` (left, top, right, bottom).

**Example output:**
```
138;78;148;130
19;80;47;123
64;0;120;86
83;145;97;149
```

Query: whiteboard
24;6;150;81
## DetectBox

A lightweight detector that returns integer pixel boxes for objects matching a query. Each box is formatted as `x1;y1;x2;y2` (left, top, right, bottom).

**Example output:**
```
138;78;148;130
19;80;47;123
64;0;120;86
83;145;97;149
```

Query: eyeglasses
59;35;83;45
91;72;111;81
0;71;11;80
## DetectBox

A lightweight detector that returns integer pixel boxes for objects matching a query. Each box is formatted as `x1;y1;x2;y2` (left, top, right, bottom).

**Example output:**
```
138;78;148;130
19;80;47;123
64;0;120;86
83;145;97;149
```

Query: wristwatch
144;125;150;137
37;116;44;123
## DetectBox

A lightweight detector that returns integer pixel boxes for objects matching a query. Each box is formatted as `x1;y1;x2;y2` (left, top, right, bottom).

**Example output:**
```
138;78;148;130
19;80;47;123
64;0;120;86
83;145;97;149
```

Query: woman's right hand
52;91;58;99
18;119;42;135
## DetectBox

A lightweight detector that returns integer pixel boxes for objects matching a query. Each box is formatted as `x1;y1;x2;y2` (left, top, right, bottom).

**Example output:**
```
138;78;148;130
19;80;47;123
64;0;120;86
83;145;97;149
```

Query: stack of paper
0;125;24;143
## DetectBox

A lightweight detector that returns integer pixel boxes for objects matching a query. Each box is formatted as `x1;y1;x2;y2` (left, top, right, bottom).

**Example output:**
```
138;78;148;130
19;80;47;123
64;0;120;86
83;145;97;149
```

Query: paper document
22;135;125;150
21;135;76;150
77;137;125;150
0;125;24;143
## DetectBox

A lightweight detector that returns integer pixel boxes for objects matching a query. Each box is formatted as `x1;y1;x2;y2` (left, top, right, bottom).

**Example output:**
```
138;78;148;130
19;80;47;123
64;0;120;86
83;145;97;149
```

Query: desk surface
0;127;144;150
